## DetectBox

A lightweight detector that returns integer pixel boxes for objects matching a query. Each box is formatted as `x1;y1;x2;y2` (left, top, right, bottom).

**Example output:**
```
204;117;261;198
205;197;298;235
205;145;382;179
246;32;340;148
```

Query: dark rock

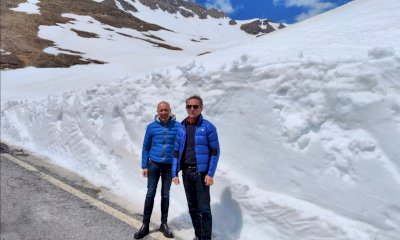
71;29;100;38
264;23;275;34
229;19;237;25
263;19;270;25
0;142;10;154
197;51;211;56
240;20;263;35
208;8;225;18
115;0;138;12
240;20;276;35
179;9;194;18
138;0;226;19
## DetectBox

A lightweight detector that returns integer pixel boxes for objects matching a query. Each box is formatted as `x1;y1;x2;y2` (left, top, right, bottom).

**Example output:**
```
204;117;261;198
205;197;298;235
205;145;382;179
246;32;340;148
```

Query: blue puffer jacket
172;115;220;177
142;115;180;168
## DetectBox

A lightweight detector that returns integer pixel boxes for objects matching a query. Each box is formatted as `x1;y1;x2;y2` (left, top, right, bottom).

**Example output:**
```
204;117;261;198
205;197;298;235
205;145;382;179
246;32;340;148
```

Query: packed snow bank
2;51;400;239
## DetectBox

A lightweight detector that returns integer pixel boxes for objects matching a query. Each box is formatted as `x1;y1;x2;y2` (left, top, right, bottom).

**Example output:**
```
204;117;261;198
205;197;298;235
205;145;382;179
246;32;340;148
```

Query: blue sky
187;0;352;23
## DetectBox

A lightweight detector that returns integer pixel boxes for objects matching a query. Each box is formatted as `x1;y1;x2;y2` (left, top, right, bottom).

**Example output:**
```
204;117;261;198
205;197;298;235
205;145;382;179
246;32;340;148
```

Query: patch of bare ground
116;32;182;50
1;0;169;69
71;29;100;38
57;48;84;55
197;51;211;56
144;40;182;51
143;34;165;42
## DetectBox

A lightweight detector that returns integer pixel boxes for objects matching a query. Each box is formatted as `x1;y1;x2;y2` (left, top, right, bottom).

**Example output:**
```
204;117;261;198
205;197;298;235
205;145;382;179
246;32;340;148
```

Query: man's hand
172;177;180;185
142;169;148;177
205;175;214;186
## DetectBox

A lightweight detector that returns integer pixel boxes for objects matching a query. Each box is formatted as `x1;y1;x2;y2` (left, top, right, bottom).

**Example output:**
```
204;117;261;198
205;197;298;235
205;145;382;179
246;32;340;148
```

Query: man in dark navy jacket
135;101;180;239
172;95;220;240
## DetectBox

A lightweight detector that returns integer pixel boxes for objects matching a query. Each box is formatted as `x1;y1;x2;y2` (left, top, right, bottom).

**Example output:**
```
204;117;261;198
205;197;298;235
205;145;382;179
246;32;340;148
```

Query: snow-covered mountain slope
1;0;257;100
1;0;400;239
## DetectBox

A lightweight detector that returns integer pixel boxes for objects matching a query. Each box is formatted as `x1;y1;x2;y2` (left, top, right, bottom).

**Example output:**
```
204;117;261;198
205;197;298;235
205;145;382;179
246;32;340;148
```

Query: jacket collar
183;114;203;126
155;114;176;124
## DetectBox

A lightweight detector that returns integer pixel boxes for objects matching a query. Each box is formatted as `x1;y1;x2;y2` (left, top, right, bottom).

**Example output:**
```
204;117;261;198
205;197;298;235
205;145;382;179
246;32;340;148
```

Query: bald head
157;101;170;110
157;101;171;123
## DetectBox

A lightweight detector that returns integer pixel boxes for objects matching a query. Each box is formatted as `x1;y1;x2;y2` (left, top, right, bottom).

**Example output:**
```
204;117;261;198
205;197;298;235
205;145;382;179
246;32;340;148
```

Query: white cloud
205;0;237;14
274;0;337;21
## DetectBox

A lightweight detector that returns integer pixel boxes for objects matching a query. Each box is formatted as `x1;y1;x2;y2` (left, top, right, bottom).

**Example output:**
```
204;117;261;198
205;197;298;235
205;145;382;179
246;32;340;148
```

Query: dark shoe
134;224;149;239
159;222;174;238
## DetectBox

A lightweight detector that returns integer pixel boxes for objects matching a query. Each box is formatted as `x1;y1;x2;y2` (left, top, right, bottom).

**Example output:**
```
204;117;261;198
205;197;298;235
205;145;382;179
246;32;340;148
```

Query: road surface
1;150;169;240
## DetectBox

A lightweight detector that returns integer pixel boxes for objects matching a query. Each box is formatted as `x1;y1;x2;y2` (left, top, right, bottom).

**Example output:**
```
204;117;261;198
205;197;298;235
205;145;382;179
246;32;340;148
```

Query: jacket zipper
162;122;167;160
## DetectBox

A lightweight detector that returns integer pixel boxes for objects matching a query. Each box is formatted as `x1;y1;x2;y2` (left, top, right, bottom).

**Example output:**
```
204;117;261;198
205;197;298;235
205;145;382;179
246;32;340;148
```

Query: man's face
186;99;202;118
157;103;171;122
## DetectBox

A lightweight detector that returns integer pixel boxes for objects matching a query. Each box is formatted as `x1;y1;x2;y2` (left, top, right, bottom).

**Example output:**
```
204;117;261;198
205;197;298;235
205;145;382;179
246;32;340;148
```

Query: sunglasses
186;105;200;110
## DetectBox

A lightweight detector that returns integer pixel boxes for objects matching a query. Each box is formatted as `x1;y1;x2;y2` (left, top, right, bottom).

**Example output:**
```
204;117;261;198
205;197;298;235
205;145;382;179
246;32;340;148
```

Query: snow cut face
2;51;400;240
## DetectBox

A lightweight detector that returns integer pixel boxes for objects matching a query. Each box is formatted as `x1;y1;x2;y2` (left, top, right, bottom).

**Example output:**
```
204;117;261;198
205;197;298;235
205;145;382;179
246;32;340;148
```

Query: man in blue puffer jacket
172;95;220;240
134;101;180;239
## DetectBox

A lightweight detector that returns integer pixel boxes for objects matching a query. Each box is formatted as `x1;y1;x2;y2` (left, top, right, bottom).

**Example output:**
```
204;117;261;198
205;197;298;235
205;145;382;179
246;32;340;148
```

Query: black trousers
142;161;172;224
183;170;212;240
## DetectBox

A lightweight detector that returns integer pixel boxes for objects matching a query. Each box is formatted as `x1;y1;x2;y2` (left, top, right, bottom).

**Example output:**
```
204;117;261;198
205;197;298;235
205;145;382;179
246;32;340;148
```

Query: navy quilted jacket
142;115;180;168
172;115;220;177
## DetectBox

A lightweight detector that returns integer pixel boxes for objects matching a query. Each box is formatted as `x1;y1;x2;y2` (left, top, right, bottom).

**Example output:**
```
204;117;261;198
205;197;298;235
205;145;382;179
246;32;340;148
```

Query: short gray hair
186;95;203;109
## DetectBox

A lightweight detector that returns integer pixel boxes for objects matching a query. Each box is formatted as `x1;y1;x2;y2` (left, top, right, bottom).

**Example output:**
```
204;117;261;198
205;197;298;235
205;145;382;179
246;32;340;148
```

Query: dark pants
183;170;212;240
142;160;172;224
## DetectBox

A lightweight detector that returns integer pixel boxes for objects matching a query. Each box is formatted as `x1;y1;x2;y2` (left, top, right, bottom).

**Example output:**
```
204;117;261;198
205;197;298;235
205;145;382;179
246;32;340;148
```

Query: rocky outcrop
240;20;284;35
263;20;276;33
137;0;227;19
207;7;226;19
116;0;138;12
229;19;237;25
240;20;264;35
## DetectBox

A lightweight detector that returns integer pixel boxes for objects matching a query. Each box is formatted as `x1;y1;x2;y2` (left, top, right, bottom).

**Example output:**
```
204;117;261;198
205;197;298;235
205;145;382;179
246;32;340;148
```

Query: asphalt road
0;153;162;240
